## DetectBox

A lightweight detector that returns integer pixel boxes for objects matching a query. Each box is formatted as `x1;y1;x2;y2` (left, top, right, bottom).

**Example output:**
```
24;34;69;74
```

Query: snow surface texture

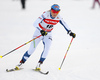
0;0;100;80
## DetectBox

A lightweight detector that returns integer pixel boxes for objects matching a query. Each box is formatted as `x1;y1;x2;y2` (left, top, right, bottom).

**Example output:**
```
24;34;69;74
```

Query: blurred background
0;0;100;80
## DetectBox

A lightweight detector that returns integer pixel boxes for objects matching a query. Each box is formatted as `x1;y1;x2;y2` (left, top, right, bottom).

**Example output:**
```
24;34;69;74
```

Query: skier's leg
16;29;42;68
36;35;52;70
21;29;42;63
92;0;95;8
21;0;25;9
97;0;100;7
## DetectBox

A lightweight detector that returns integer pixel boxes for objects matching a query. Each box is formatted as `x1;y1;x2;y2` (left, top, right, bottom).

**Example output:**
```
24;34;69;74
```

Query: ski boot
15;60;24;70
35;62;42;71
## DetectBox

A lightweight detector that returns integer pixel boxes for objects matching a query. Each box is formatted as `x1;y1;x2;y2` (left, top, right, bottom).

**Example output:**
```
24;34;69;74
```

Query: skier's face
51;9;60;18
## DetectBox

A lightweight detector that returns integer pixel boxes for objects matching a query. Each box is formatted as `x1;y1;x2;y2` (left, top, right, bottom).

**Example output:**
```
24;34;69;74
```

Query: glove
40;30;47;36
69;32;76;38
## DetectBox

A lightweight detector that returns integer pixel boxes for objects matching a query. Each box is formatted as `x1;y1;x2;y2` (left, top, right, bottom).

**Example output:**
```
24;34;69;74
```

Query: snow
0;0;100;80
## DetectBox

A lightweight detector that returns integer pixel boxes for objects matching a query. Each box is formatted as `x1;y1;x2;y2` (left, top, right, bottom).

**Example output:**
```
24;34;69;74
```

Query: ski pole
59;38;73;70
0;35;42;58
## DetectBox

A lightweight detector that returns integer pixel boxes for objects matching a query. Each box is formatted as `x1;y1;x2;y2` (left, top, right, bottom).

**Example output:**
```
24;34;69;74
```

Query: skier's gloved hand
69;31;76;38
40;30;47;36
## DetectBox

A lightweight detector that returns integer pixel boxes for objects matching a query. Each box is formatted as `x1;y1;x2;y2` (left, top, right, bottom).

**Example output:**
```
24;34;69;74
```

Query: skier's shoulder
42;10;50;15
42;10;50;18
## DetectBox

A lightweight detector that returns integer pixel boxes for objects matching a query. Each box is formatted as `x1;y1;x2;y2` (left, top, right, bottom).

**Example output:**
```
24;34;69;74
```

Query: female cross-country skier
16;4;76;71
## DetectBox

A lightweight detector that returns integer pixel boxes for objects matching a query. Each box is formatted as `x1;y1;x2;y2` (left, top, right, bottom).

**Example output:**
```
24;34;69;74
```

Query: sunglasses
51;9;60;14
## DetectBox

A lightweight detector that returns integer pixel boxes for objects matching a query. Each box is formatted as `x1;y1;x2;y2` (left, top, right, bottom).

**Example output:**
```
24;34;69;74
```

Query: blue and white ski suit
21;10;71;63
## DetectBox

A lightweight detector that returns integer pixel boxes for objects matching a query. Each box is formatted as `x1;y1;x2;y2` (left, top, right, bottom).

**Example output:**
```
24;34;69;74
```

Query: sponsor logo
55;6;59;8
44;19;59;25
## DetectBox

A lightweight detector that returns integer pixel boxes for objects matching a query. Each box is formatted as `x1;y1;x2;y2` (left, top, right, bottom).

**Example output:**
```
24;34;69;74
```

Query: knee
24;51;30;57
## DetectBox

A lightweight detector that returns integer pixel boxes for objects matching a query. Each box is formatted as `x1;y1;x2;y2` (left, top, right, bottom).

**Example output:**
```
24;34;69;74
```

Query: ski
33;69;49;75
6;67;23;72
6;67;49;75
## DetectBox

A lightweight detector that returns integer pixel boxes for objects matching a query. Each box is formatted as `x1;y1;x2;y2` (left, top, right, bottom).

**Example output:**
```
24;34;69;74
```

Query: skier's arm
59;18;71;33
59;18;76;38
33;15;44;30
33;13;48;36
